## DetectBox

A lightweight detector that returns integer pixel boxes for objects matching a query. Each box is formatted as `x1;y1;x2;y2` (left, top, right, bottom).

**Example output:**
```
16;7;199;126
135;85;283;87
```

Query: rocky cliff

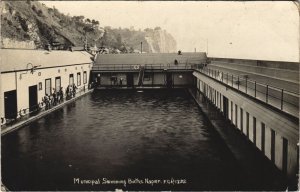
99;27;177;53
1;1;177;53
144;27;177;53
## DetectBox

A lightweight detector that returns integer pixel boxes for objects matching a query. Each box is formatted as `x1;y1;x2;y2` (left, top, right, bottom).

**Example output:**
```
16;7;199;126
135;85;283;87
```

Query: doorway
55;77;61;92
127;73;134;87
166;72;173;88
282;138;288;175
96;74;101;86
69;74;74;85
29;85;38;112
4;90;17;119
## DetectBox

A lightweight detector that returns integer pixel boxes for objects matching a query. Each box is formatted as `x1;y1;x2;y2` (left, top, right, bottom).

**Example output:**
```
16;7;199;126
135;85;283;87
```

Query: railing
92;63;197;71
1;85;91;128
193;64;299;117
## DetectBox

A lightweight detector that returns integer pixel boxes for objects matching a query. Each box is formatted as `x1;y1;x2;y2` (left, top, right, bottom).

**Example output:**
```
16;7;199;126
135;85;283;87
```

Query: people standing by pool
72;84;77;97
56;90;60;104
43;94;51;109
66;85;72;99
52;89;57;106
59;87;64;103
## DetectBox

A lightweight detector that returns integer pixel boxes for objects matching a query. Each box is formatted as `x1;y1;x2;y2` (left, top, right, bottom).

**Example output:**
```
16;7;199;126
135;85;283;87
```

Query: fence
92;63;196;71
193;65;299;117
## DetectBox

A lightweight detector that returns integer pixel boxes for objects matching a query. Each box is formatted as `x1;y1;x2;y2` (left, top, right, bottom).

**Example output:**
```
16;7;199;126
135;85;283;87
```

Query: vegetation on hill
1;1;177;52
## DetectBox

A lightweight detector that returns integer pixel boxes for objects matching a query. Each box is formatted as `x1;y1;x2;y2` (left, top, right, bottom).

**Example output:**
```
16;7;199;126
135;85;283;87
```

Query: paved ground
196;69;298;118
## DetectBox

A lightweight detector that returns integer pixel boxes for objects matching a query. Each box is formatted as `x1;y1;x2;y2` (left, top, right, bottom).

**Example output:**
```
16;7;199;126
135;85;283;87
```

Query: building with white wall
193;58;299;180
0;49;93;123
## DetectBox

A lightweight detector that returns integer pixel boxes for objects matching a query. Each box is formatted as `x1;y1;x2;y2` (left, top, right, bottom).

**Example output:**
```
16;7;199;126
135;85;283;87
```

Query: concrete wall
210;57;299;71
194;71;299;179
1;63;91;120
1;38;36;49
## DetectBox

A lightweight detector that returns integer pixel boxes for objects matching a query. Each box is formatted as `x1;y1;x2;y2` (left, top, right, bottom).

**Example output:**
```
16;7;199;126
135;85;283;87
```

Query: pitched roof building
1;49;93;122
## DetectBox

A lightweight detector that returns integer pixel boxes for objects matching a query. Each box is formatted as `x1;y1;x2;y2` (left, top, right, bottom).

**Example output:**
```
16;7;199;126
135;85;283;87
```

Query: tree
92;20;99;26
116;34;122;48
129;47;134;53
37;10;43;17
31;5;36;12
48;8;54;14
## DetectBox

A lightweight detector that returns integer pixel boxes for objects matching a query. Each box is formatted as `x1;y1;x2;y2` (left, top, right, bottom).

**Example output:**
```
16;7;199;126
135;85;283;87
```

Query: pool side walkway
1;89;93;136
188;88;294;190
194;69;298;118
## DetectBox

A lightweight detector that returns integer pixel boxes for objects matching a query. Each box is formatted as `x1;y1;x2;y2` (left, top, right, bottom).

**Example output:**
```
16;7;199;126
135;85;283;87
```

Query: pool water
2;89;250;190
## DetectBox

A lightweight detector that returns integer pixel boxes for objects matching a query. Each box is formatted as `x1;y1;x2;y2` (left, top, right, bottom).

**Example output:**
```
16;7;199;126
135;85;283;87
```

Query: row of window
43;71;87;95
197;78;289;174
232;101;285;167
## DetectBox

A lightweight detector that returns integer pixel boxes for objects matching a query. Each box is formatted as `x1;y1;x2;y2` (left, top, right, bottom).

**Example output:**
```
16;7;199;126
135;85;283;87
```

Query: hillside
1;1;177;53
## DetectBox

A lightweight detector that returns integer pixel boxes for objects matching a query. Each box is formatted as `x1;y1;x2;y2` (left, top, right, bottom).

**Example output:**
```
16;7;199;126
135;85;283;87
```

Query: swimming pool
1;89;281;190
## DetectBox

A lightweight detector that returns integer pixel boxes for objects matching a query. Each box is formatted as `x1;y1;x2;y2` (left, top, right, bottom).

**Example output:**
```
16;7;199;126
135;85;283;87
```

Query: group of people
66;84;78;99
43;87;64;109
42;84;77;110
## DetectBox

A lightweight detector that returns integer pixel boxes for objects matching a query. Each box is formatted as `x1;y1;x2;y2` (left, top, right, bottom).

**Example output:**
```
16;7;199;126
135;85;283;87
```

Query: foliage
1;1;176;52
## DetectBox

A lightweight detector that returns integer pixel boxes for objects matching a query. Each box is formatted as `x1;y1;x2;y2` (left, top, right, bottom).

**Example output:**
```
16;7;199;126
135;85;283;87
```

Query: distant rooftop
0;49;92;72
94;52;207;66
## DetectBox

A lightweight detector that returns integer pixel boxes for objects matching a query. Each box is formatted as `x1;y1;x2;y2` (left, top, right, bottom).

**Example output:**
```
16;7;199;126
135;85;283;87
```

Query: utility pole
206;39;208;56
84;35;88;51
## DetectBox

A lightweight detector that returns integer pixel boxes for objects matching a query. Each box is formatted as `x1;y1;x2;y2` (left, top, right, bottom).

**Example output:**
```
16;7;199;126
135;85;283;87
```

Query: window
214;90;217;105
240;108;243;132
246;112;249;137
69;74;74;85
235;104;238;126
45;78;51;95
144;74;151;81
261;122;265;154
271;129;275;163
83;71;87;84
282;137;288;175
253;117;256;145
38;82;42;91
216;91;218;107
219;93;222;111
55;77;61;92
231;101;233;121
77;72;81;86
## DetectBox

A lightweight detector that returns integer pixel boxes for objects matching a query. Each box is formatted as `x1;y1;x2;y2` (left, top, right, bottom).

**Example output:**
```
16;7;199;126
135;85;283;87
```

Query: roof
0;49;92;72
71;46;85;51
94;52;207;66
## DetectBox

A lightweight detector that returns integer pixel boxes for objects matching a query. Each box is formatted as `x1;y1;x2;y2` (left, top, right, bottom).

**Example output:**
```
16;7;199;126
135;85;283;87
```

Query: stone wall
1;38;36;49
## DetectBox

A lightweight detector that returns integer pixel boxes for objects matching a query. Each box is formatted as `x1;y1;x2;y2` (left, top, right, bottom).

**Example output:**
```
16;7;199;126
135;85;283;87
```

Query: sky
43;1;299;62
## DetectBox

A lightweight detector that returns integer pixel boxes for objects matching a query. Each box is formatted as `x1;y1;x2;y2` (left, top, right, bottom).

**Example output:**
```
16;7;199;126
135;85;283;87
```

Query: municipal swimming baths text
73;177;187;187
